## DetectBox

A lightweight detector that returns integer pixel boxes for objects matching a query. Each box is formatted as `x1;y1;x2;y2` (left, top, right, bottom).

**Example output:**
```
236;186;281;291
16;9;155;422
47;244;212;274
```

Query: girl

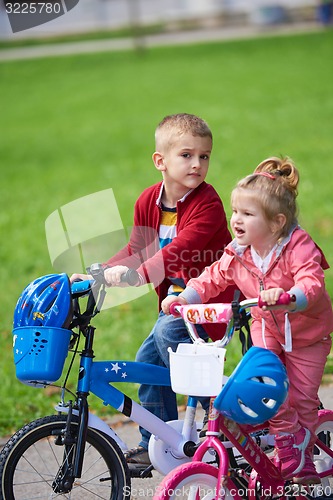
162;156;333;485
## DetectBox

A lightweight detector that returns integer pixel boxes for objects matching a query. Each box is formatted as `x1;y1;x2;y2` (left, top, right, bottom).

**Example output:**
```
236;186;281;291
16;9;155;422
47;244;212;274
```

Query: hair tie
274;169;283;176
255;172;275;180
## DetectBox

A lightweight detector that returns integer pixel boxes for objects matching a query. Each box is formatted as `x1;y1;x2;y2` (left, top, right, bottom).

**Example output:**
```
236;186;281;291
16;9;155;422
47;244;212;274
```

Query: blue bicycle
0;265;225;499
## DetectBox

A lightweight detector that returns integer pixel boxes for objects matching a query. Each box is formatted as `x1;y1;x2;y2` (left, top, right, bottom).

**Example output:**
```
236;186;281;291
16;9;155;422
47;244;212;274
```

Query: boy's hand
104;265;130;287
162;295;188;315
70;273;92;283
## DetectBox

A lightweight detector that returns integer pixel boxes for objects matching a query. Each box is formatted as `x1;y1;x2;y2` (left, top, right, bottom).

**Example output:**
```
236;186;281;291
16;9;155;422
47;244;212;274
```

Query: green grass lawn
0;28;333;437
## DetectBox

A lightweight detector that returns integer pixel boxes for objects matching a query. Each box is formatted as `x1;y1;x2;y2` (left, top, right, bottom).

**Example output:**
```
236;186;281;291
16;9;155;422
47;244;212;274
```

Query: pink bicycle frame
192;401;333;500
169;296;333;500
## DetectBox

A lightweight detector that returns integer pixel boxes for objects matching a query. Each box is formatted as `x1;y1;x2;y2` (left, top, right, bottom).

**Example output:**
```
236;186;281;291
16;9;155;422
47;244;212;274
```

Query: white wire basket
168;343;226;397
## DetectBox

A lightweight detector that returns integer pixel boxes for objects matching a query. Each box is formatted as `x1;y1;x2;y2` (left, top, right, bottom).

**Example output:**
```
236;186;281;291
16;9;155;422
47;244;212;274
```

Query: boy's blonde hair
155;113;212;152
232;156;300;237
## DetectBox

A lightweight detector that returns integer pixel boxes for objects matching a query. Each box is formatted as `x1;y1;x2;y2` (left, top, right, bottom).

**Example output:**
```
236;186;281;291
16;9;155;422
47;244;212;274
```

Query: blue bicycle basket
214;347;289;425
12;274;73;387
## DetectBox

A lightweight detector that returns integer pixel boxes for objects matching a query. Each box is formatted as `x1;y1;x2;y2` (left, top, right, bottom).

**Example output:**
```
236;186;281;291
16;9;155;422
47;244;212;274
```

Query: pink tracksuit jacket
181;226;333;436
181;226;333;351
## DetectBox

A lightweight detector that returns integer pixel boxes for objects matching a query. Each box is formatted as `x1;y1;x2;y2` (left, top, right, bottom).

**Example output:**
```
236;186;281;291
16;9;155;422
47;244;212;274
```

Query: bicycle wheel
313;409;333;494
0;414;131;499
248;410;333;500
154;461;243;500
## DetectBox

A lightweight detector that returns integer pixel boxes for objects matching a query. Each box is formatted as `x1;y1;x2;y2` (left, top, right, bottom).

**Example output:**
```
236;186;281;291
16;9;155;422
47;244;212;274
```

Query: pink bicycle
154;294;333;500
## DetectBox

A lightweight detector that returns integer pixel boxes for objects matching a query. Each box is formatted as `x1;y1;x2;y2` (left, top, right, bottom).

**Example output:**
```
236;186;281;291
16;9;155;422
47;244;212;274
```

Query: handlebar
71;266;139;298
170;292;296;325
69;266;140;330
258;291;295;308
120;268;140;286
169;292;296;347
169;302;182;317
87;263;139;286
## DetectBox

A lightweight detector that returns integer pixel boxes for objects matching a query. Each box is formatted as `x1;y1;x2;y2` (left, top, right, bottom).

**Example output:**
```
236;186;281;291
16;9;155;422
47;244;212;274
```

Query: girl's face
230;190;278;258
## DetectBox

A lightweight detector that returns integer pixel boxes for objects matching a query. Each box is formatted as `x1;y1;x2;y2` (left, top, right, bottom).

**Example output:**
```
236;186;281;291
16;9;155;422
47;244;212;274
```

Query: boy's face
155;133;212;197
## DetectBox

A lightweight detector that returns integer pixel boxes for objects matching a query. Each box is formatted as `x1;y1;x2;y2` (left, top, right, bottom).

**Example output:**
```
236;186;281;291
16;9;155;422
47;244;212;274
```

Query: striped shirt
159;205;184;294
159;205;177;249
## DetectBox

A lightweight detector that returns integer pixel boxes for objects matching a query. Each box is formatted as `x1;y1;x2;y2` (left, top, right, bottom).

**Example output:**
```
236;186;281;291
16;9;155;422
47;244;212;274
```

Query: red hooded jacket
104;181;236;340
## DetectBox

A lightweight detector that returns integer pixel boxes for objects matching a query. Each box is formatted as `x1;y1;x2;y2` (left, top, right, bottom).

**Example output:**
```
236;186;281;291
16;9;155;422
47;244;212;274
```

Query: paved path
0;21;322;61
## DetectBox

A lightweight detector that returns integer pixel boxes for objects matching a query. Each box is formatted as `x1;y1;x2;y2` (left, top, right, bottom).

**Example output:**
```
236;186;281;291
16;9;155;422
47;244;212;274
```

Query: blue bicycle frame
58;280;200;477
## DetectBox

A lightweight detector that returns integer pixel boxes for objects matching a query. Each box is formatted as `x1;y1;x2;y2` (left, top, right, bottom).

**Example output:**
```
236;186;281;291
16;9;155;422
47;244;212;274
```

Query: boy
72;113;234;465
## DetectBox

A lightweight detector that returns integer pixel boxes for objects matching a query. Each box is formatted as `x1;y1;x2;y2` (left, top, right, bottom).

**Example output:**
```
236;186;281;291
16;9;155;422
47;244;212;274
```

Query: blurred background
0;0;332;40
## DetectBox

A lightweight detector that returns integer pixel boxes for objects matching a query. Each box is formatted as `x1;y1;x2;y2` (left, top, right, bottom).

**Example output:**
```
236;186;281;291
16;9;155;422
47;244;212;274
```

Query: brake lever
87;263;139;286
87;263;106;284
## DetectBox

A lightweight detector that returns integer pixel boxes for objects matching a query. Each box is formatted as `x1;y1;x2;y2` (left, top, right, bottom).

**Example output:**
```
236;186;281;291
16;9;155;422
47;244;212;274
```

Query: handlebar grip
169;302;182;317
120;268;139;286
258;292;296;308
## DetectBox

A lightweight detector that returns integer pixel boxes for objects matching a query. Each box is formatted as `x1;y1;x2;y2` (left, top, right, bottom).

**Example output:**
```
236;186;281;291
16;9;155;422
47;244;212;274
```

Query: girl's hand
162;295;188;315
260;288;296;311
104;265;130;286
260;288;285;306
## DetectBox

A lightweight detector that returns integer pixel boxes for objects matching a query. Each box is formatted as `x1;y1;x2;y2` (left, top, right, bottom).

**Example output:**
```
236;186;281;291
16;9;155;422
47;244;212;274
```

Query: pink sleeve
289;231;328;307
185;253;235;302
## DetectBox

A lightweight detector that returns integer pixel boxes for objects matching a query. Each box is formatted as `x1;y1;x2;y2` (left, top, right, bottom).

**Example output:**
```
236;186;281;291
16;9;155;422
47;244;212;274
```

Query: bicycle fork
52;329;94;493
51;397;89;493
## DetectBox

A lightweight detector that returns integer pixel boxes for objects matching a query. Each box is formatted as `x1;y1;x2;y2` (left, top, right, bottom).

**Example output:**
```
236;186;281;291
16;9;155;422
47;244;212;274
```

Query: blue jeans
136;311;210;448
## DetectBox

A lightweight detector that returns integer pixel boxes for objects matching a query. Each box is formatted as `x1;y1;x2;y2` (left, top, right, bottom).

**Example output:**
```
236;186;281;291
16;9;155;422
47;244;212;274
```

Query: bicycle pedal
128;463;153;478
140;464;154;478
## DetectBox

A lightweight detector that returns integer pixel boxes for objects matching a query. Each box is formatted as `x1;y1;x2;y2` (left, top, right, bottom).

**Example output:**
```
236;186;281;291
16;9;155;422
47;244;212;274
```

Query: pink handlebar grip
258;292;296;308
169;302;182;317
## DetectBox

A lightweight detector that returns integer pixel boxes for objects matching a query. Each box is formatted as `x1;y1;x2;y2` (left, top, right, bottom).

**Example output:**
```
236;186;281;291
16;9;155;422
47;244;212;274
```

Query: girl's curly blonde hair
232;156;299;238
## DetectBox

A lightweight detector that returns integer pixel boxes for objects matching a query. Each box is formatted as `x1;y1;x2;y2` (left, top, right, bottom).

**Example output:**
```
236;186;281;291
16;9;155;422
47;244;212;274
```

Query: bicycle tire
313;409;333;494
154;461;244;500
0;414;131;500
248;410;333;500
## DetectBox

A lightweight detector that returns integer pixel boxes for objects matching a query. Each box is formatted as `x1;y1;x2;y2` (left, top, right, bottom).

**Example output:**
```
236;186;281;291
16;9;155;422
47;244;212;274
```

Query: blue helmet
214;347;289;425
13;274;72;329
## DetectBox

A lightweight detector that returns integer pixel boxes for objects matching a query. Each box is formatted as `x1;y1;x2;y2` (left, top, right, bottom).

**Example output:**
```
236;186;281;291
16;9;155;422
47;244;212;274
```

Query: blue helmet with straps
214;346;289;425
13;273;72;329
